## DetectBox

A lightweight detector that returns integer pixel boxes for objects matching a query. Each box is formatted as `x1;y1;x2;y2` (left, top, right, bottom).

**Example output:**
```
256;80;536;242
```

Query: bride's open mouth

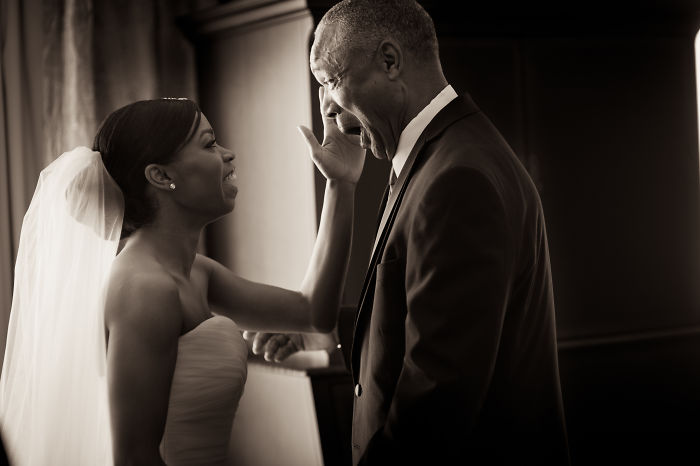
223;168;237;182
223;167;238;198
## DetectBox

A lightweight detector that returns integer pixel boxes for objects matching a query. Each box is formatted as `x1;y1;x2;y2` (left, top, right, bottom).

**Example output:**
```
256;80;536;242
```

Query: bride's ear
144;164;174;191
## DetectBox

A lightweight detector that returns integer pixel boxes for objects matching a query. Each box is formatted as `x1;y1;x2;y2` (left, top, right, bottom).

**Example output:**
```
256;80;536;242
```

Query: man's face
310;23;396;160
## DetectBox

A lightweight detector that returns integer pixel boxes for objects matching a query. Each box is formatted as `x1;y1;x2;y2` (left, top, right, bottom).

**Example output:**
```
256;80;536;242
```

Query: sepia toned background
2;0;700;464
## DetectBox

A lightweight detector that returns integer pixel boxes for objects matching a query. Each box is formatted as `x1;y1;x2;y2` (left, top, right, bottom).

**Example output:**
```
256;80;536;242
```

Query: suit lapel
350;94;481;381
372;137;421;254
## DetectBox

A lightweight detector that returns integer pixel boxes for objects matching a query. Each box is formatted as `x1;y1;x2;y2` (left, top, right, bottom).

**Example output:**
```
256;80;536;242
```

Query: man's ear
378;39;402;80
144;164;174;191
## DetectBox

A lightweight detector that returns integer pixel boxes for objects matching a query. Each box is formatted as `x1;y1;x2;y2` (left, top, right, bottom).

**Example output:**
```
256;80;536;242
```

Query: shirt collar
391;84;458;178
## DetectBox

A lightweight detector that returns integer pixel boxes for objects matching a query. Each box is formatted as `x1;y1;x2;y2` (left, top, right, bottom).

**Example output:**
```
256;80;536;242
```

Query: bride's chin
220;186;237;210
223;197;236;212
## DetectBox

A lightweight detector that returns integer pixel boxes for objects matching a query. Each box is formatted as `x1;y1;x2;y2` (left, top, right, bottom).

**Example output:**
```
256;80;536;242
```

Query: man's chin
364;138;384;160
369;144;389;160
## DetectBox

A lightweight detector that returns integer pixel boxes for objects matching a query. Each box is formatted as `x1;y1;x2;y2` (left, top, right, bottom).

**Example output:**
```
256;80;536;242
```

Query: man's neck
399;64;449;134
386;69;448;161
390;82;456;177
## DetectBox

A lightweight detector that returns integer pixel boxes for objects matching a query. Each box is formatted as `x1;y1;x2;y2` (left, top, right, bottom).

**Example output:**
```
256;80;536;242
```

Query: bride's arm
200;89;364;334
105;271;182;466
200;177;355;333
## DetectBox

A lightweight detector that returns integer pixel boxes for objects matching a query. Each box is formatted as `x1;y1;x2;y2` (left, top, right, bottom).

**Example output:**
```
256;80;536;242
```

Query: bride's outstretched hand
297;87;365;184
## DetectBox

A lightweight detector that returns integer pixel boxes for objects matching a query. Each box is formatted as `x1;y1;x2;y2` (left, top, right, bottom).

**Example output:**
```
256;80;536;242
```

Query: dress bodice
160;315;248;466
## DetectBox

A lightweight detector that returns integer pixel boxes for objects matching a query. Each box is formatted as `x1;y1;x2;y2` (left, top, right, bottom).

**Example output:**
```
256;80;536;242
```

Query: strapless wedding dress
160;315;248;466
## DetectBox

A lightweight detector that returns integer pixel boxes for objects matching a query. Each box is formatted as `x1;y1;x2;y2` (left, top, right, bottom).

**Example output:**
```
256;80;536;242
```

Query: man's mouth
359;128;370;149
339;125;370;149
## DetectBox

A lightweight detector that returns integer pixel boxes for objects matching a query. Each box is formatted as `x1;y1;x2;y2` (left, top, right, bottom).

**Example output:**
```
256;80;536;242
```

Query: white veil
0;147;123;465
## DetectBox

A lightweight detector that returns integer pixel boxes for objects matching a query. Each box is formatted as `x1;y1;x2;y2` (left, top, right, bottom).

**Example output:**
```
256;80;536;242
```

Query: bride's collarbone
171;272;213;334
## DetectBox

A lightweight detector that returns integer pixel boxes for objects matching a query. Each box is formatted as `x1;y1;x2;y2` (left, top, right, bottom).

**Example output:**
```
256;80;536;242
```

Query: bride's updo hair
93;98;202;238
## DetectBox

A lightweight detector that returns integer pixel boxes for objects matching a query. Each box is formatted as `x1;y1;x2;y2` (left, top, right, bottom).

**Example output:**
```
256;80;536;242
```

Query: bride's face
166;114;238;219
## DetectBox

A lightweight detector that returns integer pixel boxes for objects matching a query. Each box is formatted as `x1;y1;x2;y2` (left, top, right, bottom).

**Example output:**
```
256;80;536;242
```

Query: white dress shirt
391;84;458;179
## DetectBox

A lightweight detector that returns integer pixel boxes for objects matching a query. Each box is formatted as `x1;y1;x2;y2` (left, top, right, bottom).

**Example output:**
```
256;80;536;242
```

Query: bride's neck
127;223;202;278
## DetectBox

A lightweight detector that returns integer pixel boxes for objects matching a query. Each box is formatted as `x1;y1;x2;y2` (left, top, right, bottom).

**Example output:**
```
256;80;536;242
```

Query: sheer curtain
0;0;45;370
0;0;199;370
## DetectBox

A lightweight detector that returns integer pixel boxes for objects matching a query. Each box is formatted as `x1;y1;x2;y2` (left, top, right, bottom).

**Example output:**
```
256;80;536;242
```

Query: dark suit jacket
339;94;570;465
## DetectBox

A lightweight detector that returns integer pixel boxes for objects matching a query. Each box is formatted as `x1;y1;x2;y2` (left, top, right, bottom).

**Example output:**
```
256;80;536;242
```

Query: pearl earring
169;183;176;190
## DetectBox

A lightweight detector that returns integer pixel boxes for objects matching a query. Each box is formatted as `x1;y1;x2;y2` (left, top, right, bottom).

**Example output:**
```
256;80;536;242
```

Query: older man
253;1;570;464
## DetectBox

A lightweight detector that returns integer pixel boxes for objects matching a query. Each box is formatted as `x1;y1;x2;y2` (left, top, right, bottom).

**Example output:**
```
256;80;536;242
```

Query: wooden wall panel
524;37;700;339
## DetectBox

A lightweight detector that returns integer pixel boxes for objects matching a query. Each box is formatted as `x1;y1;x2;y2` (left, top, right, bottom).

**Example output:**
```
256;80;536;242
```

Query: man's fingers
273;339;300;362
251;332;274;355
317;85;342;139
253;334;303;362
263;335;288;361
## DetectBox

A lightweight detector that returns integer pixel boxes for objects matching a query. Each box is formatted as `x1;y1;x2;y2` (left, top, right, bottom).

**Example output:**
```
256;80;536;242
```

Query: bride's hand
297;87;365;185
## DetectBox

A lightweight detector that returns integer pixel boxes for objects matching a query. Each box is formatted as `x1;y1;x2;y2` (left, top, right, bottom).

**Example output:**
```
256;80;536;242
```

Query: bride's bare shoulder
104;249;182;334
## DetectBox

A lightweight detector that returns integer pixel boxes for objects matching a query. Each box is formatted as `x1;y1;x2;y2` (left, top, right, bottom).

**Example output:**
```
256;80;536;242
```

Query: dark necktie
375;167;398;235
389;168;397;197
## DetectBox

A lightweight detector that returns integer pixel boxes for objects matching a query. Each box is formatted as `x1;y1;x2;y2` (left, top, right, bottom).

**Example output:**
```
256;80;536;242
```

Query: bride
0;95;364;465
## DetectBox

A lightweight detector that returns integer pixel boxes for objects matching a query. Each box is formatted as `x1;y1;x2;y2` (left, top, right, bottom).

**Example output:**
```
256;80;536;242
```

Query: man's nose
321;89;342;119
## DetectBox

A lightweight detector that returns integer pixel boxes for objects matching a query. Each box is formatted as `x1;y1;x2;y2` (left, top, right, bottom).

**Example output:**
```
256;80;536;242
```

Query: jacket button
354;383;363;397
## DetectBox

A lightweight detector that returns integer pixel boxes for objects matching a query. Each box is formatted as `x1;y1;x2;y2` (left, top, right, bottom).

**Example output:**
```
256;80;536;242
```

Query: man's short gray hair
320;0;439;62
